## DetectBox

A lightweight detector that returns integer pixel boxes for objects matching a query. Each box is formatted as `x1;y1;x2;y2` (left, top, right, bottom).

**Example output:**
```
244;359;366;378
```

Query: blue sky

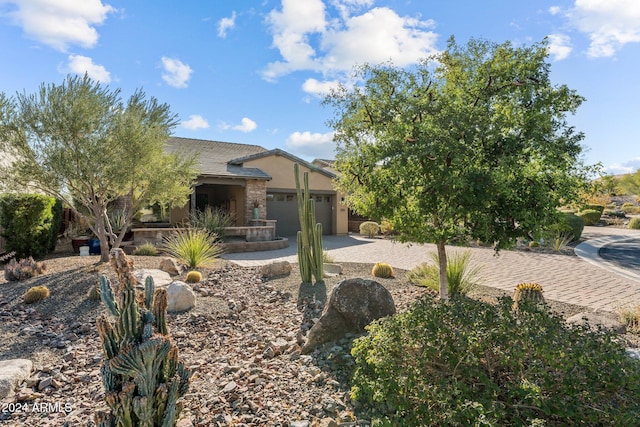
1;0;639;174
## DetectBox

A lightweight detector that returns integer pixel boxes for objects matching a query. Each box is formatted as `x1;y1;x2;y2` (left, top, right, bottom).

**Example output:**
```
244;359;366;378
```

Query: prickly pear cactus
94;248;191;427
512;282;546;310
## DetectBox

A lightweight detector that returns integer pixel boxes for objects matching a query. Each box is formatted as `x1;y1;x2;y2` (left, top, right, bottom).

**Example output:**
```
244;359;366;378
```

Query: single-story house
165;137;348;237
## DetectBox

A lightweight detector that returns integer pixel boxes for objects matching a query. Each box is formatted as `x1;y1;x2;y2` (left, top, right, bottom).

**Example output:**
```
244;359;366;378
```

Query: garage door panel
267;193;332;236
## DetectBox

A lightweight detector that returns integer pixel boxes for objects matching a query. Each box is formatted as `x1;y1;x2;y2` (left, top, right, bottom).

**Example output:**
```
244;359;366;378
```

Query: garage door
267;193;333;237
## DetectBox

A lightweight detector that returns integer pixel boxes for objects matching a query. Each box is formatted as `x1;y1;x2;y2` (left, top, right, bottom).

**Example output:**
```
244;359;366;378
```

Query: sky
0;0;639;174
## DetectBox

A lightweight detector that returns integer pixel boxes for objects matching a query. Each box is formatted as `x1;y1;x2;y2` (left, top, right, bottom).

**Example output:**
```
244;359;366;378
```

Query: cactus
294;163;324;284
94;248;190;427
24;286;50;304
512;282;546;310
372;262;395;278
185;270;202;283
88;282;101;301
4;257;46;281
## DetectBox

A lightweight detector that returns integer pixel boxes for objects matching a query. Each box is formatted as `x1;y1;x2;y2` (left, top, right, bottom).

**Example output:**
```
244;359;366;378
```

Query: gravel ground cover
0;244;635;426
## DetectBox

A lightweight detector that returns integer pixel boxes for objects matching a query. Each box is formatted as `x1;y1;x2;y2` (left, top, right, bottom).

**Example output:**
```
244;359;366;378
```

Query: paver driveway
222;226;640;313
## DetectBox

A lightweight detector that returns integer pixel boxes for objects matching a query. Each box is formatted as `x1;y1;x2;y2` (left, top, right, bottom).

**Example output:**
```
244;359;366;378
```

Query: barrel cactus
94;248;191;426
512;282;545;310
372;262;395;278
24;285;50;304
185;270;202;283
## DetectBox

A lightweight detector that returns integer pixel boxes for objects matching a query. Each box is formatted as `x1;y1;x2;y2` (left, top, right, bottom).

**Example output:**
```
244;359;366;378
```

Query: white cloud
3;0;115;51
604;158;640;174
286;131;336;159
549;6;562;15
220;117;257;133
302;78;341;97
217;11;236;38
547;33;572;60
262;1;438;81
567;0;640;57
63;54;111;82
181;115;209;130
321;7;438;70
160;57;193;88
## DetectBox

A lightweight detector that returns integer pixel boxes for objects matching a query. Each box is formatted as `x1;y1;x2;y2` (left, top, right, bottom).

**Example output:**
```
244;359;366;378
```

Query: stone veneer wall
244;179;267;224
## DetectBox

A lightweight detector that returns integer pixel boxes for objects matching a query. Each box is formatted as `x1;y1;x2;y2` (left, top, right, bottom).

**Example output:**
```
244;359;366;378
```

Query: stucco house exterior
165;137;348;237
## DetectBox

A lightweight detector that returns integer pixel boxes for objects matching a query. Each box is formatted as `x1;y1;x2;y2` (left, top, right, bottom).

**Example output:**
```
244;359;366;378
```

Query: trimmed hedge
578;209;602;226
0;194;62;258
561;212;585;242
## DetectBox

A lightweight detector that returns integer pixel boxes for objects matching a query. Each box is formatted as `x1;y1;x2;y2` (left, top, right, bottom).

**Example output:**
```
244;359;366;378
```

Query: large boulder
302;278;395;353
166;281;196;312
159;258;182;276
0;359;32;399
261;261;292;278
134;269;172;289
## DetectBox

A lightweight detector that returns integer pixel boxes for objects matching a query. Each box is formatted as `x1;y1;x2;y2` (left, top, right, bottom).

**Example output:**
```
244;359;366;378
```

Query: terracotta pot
71;236;90;254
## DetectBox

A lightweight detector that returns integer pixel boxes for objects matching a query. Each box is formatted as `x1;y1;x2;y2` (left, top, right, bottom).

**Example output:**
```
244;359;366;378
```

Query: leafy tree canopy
324;37;596;298
0;74;198;261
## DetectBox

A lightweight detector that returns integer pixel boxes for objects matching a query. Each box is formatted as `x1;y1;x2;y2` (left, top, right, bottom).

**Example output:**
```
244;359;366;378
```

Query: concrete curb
575;236;640;283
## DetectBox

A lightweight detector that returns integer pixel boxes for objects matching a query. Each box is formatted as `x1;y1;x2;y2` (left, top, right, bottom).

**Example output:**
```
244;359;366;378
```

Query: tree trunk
436;240;449;300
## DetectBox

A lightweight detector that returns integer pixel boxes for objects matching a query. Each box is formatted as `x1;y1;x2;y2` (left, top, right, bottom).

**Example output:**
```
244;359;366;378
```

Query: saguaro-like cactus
294;163;324;284
95;248;190;427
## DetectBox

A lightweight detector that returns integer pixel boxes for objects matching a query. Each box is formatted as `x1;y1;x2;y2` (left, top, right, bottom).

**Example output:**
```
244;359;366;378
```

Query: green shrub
406;250;480;296
371;262;394;278
162;228;223;268
0;194;61;258
629;217;640;230
350;296;640;426
379;219;395;236
578;209;601;226
584;203;605;214
622;205;640;215
359;221;379;238
190;207;233;241
4;257;46;281
561;212;585;241
132;242;158;256
24;286;50;304
528;240;540;248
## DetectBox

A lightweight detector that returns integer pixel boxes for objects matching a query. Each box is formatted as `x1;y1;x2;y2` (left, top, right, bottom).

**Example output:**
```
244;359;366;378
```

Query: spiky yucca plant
94;248;190;427
161;227;223;268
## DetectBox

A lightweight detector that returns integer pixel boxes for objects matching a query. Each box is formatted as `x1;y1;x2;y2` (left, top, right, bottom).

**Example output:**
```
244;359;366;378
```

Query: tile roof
165;137;271;179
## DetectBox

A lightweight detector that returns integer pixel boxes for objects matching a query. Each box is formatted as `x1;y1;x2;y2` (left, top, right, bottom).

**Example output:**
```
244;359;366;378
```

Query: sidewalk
222;226;640;313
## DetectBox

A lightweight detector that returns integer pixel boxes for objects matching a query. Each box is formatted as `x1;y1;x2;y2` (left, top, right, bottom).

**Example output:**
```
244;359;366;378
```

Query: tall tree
0;74;198;262
619;169;640;196
325;37;593;299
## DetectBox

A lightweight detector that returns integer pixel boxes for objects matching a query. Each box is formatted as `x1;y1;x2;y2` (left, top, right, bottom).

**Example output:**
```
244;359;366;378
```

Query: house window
266;194;274;201
286;195;294;202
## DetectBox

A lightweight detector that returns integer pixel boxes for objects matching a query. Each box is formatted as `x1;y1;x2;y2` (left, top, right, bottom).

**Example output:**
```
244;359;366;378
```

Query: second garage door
267;192;333;236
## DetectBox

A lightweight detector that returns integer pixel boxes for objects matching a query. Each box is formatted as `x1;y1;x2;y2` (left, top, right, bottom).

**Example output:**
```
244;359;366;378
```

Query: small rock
159;258;182;276
261;261;292;278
